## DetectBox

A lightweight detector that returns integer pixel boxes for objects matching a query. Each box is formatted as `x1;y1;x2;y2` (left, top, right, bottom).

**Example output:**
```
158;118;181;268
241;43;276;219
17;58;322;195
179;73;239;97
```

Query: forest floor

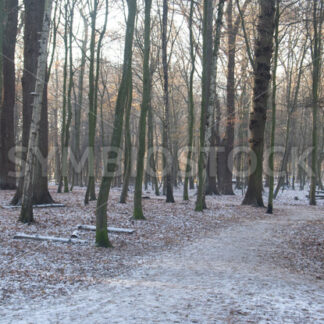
0;185;323;323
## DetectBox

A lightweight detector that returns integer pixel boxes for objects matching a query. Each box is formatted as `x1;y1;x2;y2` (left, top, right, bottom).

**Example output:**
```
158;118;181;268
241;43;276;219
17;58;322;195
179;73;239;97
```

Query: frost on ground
0;186;323;323
0;186;254;305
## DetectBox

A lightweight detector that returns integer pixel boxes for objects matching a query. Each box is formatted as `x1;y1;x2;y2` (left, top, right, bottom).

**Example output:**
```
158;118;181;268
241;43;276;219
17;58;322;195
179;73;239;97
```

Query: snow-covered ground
0;186;323;323
2;203;324;323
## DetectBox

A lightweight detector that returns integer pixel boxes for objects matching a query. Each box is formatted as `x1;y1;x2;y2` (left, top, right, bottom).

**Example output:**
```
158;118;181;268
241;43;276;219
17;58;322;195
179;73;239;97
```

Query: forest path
3;205;324;323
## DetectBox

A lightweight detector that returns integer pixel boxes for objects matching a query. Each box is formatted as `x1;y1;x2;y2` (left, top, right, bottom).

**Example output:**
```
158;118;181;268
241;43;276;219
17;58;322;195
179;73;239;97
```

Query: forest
0;0;323;322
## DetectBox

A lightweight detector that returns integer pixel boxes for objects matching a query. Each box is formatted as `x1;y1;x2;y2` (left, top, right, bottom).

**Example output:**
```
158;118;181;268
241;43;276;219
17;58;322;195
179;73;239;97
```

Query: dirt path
2;206;324;323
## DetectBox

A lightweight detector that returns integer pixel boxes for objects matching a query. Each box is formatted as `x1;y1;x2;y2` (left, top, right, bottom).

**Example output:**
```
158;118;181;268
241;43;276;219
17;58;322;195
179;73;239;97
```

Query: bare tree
242;0;275;206
12;0;53;205
95;0;136;247
195;0;225;210
0;0;18;190
133;0;153;219
20;0;53;222
161;0;175;203
309;0;323;205
195;0;214;211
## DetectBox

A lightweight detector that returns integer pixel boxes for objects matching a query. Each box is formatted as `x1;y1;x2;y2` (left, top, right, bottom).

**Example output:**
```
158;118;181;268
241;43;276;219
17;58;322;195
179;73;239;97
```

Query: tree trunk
120;81;133;203
220;0;237;195
162;0;175;203
54;65;61;185
62;3;74;193
196;0;224;210
20;0;53;223
266;0;279;214
309;0;323;205
219;0;251;195
0;0;18;190
195;0;213;211
205;122;220;195
73;17;88;188
133;0;152;219
242;0;275;206
0;0;3;110
12;0;53;206
57;4;69;194
85;0;108;204
183;0;196;201
205;0;226;197
146;80;160;196
208;94;222;195
96;0;136;247
85;0;99;204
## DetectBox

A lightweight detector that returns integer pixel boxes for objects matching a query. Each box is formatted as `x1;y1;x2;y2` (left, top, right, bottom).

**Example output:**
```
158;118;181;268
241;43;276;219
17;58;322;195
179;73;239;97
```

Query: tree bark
205;0;226;197
96;0;136;247
12;0;53;206
242;0;275;206
146;72;160;197
85;0;108;204
162;0;175;203
64;3;75;192
73;15;88;188
219;0;237;195
133;0;152;219
196;0;225;210
20;0;53;223
120;81;133;203
309;0;323;205
218;0;251;195
57;3;69;194
53;65;61;184
0;0;18;190
0;0;3;109
195;0;214;211
266;0;279;214
183;0;196;201
84;0;99;203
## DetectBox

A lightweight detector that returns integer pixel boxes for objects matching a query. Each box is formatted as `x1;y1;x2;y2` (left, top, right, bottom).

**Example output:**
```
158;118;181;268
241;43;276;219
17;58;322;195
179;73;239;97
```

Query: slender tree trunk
120;81;133;203
267;0;279;214
0;0;18;190
20;0;53;223
85;0;108;204
309;0;323;205
145;84;160;197
207;95;222;194
318;124;324;190
195;0;213;211
146;80;160;196
242;0;275;206
96;0;136;247
183;0;196;201
62;3;74;193
133;0;152;219
162;0;175;203
205;0;225;197
73;16;88;188
57;4;69;194
85;0;99;203
53;64;61;184
196;0;225;210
